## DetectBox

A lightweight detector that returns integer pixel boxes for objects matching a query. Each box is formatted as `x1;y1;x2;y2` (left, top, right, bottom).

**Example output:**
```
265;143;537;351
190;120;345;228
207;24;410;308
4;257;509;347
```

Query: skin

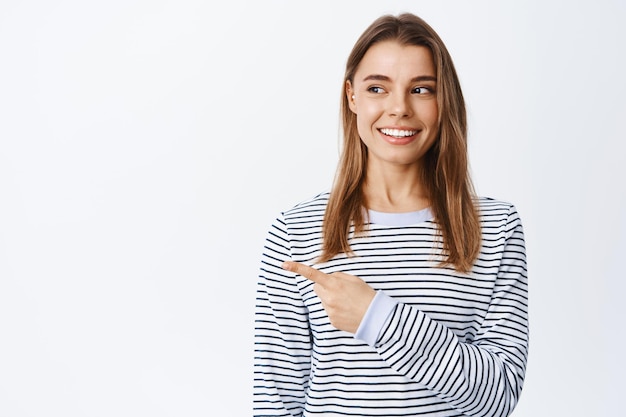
348;40;439;213
282;40;440;334
282;261;375;334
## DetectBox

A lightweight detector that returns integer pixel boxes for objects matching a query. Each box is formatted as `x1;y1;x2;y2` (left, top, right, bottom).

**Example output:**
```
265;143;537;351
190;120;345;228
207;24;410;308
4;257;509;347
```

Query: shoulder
281;191;330;223
271;192;328;258
476;196;516;216
263;192;329;251
476;196;524;236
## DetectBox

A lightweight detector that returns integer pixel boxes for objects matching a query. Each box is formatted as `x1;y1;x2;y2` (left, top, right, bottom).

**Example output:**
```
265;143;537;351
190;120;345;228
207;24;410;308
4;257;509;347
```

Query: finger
281;261;328;284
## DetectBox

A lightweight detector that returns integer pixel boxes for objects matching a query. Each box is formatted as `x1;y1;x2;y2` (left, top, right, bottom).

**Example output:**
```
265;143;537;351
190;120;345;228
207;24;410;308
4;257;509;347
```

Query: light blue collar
367;207;433;226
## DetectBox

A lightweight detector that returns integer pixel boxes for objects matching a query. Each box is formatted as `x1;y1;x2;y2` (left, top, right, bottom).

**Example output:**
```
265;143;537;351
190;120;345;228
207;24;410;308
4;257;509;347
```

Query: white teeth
380;128;418;137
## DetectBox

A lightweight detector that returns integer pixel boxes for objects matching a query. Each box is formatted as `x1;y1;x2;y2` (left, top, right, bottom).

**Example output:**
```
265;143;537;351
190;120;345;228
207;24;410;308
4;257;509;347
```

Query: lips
378;128;419;138
377;127;420;145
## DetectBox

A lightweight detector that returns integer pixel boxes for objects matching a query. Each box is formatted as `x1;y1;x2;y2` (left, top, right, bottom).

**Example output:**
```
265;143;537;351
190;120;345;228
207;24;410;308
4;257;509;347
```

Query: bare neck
363;160;430;213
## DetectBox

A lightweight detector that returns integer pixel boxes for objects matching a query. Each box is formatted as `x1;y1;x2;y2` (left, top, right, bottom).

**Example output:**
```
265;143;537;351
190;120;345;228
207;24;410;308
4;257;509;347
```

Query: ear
346;80;357;114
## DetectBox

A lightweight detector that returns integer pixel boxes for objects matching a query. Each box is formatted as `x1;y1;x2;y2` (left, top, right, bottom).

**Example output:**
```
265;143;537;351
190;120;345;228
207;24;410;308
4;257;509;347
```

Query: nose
387;92;412;118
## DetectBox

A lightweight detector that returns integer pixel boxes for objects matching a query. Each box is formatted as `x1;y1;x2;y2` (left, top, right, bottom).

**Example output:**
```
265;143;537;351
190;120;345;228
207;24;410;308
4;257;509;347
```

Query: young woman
254;13;528;417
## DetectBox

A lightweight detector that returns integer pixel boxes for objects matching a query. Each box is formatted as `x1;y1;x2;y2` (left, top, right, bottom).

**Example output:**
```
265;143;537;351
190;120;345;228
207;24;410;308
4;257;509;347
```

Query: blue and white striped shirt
254;192;528;417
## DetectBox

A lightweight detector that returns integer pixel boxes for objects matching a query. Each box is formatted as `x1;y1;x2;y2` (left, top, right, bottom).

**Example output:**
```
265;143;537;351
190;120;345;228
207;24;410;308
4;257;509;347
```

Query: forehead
354;40;435;81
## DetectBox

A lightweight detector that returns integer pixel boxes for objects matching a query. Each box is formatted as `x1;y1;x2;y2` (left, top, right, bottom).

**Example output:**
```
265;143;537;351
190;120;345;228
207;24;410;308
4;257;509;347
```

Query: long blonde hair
320;13;481;273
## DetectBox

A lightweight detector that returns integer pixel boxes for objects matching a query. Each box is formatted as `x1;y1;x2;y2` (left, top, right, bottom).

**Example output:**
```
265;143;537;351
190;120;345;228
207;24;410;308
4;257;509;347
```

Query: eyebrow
362;74;436;83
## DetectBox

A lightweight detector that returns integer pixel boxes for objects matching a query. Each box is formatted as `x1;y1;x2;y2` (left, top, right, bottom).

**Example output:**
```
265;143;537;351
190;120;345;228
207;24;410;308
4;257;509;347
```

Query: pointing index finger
282;261;328;284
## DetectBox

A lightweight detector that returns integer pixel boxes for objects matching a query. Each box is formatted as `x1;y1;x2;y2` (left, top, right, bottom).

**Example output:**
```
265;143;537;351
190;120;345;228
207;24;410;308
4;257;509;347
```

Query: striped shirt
254;192;528;417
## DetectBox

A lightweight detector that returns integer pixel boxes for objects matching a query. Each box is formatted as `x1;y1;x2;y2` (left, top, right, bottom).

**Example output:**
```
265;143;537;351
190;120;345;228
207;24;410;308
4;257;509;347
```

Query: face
347;40;439;169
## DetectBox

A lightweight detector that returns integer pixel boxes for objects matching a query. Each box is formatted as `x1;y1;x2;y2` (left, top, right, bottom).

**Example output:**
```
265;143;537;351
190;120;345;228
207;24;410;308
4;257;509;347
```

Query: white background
1;0;624;415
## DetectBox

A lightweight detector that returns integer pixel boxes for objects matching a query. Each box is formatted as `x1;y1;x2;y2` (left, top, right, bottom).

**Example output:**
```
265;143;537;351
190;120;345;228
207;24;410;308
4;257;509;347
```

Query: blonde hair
320;13;481;273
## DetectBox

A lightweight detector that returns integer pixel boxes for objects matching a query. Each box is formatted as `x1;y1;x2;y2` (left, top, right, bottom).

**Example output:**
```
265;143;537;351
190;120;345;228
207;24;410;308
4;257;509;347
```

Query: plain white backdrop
1;0;624;415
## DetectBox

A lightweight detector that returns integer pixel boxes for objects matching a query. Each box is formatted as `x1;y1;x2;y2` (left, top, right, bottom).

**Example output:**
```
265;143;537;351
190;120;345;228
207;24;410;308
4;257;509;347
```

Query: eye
367;86;386;94
411;86;434;95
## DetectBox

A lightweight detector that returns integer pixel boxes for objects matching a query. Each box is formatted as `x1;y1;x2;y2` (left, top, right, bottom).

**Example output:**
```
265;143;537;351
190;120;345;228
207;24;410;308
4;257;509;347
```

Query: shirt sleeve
254;214;311;417
354;290;398;346
373;205;529;417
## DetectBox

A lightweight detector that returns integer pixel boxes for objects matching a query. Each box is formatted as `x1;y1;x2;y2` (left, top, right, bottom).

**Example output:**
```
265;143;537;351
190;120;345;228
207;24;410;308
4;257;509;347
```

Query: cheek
355;104;382;128
354;108;378;138
355;119;370;144
421;102;439;126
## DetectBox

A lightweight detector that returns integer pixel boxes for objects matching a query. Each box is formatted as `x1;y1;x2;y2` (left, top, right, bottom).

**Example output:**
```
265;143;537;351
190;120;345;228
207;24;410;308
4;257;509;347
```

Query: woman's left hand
282;261;376;333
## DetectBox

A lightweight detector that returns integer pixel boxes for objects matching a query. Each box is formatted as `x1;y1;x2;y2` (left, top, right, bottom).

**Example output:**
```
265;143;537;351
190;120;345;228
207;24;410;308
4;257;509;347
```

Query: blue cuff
354;291;398;347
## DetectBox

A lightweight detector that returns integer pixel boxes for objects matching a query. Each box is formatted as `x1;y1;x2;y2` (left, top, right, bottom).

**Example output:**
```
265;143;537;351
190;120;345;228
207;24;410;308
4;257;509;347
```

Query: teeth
380;128;418;137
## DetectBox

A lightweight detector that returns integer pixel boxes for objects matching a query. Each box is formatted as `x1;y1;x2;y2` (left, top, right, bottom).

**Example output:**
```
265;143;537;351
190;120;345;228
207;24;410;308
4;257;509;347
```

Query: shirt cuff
354;291;398;347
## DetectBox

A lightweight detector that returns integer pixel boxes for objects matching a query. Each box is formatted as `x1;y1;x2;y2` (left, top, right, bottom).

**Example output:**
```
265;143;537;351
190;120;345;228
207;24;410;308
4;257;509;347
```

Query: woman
254;13;528;417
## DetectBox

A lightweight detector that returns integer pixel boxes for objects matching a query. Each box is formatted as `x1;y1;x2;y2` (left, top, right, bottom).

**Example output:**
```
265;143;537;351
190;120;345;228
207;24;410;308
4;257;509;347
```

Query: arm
373;206;528;417
254;215;311;417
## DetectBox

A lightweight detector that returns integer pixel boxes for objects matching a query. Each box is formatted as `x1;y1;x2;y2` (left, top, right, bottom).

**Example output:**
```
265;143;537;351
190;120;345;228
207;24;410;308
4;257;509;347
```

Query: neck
363;160;430;213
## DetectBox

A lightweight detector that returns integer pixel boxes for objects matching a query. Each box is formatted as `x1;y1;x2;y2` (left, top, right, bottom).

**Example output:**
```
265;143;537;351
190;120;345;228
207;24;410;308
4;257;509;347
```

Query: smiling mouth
378;128;419;138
